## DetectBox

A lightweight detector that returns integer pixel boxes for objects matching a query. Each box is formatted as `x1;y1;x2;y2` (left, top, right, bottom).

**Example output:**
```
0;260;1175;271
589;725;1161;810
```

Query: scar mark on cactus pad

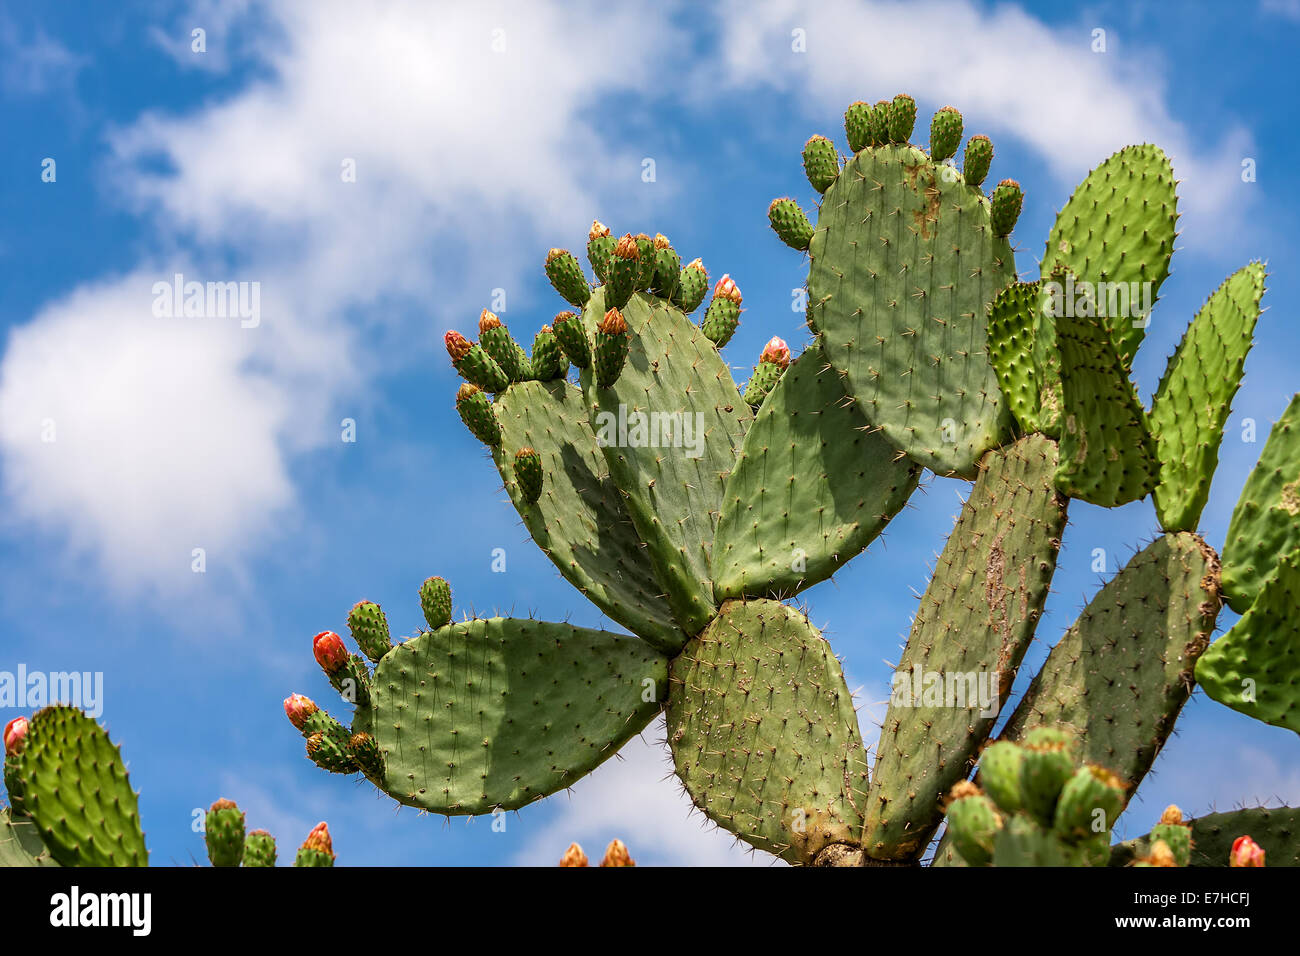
1280;478;1300;515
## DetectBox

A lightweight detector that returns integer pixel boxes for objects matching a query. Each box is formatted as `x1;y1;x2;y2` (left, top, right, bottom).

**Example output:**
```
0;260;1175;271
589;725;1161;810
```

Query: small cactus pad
478;311;527;383
551;311;591;369
1195;547;1300;734
204;798;246;867
673;259;709;314
10;706;148;867
455;384;501;447
989;180;1023;238
866;435;1067;860
418;575;452;630
347;600;392;663
1112;806;1300;867
807;139;1017;477
1041;145;1177;369
700;275;743;348
0;807;59;867
587;221;614;282
370;616;668;814
713;342;920;600
1149;263;1266;531
592;307;630;389
802;135;840;193
768;197;814;251
986;281;1044;434
445;331;509;394
243;830;277;867
492;379;686;654
650;235;681;301
1220;393;1300;613
513;446;544;503
962;134;993;188
989;814;1071;866
1002;533;1220;797
580;288;751;636
667;600;869;864
544;248;592;308
529;326;568;382
1053;294;1159;506
928;106;963;162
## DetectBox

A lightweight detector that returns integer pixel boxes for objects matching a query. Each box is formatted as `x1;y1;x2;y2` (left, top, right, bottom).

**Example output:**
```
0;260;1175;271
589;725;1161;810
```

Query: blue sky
1;0;1297;866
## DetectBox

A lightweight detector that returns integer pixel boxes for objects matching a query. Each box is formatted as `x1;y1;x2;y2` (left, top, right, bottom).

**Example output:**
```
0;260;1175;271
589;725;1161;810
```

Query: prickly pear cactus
279;92;1294;869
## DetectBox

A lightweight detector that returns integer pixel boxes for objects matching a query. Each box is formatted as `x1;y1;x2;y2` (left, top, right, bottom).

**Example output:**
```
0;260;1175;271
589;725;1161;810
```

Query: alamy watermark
152;272;261;328
0;665;103;718
1043;274;1153;328
890;664;1000;717
594;404;705;459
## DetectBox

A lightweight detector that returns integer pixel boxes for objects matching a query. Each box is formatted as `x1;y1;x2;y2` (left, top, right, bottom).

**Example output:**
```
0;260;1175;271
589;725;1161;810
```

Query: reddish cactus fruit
559;842;589;867
760;336;791;368
444;330;472;362
514;447;544;504
3;716;27;756
593;308;631;388
599;839;636;867
283;694;318;730
1230;835;1266;867
295;822;336;867
312;630;349;675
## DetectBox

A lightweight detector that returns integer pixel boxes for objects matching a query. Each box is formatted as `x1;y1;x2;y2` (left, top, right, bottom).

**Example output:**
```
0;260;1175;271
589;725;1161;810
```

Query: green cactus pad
456;384;501;447
740;358;784;410
986;281;1044;435
243;830;277;867
666;599;870;864
962;135;993;188
545;249;591;309
700;294;741;348
370;616;667;814
580;288;752;636
650;243;681;301
529;326;568;382
807;143;1016;477
348;600;392;663
943;788;1002;867
768;197;814;251
929;106;963;162
713;343;920;600
551;311;591;368
1052;765;1125;842
419;576;452;630
491;379;686;654
673;260;709;314
1018;727;1077;828
204;799;246;867
977;739;1025;815
1041;144;1177;370
1112;806;1300;867
513;447;543;503
1150;263;1266;532
1053;298;1160;507
453;342;510;394
1195;546;1300;734
479;322;526;383
1002;533;1220;797
887;93;917;144
1220;393;1300;613
990;814;1071;866
11;706;148;867
866;434;1067;860
0;807;59;867
802;135;840;193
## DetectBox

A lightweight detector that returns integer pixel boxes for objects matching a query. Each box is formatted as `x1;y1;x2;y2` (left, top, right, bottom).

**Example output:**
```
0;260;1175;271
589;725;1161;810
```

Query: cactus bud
283;694;318;731
455;383;502;446
3;716;27;756
962;134;994;188
943;780;1002;867
599;839;636;867
1142;839;1178;868
544;248;592;308
593;308;631;389
653;233;671;250
700;274;742;348
294;822;336;867
1019;727;1077;827
802;134;840;194
977;740;1024;814
867;99;891;147
419;575;452;630
312;630;349;676
476;310;526;383
348;732;383;779
530;325;568;381
1160;805;1184;826
589;220;610;240
1230;835;1266;867
587;220;615;283
204;798;246;868
673;258;710;313
990;179;1024;238
887;93;917;144
1052;764;1126;841
514;447;544;504
650;236;682;300
243;830;277;867
605;234;641;309
446;330;509;393
743;337;791;409
844;100;872;154
929;105;963;162
768;197;814;251
478;309;502;334
760;336;792;369
551;310;592;369
348;600;392;663
559;842;589;867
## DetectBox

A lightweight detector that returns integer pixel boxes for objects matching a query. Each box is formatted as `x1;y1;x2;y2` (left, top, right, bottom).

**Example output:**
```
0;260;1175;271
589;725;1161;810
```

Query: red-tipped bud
599;308;628;335
284;694;318;730
445;330;472;361
209;797;239;813
713;274;742;304
301;821;334;856
653;233;671;250
760;336;791;369
457;383;480;400
613;234;639;260
685;258;705;273
478;309;503;334
4;716;28;756
1230;835;1266;867
312;630;349;675
589;220;610;240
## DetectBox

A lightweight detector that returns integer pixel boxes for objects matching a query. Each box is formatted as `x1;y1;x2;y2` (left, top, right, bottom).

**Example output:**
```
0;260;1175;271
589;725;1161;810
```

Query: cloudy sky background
1;0;1297;865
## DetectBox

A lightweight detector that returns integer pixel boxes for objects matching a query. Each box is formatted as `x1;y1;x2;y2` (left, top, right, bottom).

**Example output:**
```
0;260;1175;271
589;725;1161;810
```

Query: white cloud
512;717;782;867
706;0;1254;250
1;0;683;595
0;17;85;96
